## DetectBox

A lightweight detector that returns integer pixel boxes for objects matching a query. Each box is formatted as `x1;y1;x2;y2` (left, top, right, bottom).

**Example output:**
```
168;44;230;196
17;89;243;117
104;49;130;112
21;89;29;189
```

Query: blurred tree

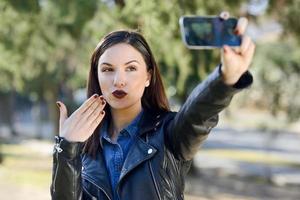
269;0;300;42
0;0;248;136
86;0;246;101
0;0;98;135
4;0;300;136
245;0;300;122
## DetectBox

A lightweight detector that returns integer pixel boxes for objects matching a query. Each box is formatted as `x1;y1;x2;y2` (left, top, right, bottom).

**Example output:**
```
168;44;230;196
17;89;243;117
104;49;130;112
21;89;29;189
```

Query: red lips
112;90;127;99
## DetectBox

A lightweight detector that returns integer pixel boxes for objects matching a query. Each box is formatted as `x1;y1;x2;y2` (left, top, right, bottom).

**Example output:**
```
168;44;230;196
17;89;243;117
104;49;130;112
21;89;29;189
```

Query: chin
108;101;132;110
108;98;141;111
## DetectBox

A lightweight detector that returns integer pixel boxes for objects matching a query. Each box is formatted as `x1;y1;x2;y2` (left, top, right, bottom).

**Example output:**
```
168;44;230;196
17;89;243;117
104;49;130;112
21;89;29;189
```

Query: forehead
98;43;146;65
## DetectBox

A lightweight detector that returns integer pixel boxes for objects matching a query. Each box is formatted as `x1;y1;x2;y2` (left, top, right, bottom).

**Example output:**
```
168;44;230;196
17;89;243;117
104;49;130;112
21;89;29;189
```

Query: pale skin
56;12;255;142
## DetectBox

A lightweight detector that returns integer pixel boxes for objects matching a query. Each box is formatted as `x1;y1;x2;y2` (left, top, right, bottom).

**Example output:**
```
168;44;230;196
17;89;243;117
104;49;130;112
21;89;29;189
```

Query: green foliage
251;41;300;122
5;0;40;13
1;0;300;123
268;0;300;43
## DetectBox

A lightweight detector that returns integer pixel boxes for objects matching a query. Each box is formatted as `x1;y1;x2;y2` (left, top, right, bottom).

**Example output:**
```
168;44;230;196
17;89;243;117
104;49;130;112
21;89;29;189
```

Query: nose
113;70;126;88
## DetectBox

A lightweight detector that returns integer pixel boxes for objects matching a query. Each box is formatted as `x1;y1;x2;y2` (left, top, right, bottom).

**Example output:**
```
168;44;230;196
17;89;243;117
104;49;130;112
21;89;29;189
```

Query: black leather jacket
51;67;252;200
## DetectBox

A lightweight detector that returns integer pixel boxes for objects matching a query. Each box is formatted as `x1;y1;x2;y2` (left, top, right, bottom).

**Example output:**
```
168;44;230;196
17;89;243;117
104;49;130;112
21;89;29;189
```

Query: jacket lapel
118;109;162;182
119;136;157;182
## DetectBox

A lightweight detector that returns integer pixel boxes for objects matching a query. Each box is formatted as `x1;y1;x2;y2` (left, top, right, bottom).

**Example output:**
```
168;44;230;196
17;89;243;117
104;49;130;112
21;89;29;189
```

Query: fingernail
93;94;99;98
234;30;239;35
101;110;105;115
56;102;61;108
102;100;105;105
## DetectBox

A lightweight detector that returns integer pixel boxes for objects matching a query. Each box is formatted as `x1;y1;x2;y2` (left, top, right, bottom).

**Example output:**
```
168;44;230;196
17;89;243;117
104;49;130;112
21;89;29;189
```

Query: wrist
220;64;239;86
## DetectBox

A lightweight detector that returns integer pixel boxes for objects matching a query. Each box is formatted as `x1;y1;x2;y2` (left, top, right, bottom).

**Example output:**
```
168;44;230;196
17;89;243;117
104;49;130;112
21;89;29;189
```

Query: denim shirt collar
100;110;143;142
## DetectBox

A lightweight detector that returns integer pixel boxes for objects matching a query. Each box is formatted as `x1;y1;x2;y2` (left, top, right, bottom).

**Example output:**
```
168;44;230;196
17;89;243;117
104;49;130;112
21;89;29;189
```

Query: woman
51;16;255;200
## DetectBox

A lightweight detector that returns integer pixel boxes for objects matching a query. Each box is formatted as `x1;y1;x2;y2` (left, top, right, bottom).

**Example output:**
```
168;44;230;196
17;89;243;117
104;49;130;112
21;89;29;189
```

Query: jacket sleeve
50;136;83;200
166;65;253;161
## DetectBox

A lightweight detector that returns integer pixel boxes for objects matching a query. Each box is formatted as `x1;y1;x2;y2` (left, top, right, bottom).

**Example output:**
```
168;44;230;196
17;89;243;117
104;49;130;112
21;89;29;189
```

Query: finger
244;41;256;65
83;97;106;119
56;101;68;126
219;11;230;20
235;17;248;35
88;110;106;132
240;35;252;55
77;94;99;115
86;99;106;122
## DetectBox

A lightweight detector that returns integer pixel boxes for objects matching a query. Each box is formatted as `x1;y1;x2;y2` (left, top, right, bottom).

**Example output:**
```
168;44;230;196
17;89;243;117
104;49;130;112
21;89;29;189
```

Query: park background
1;0;300;199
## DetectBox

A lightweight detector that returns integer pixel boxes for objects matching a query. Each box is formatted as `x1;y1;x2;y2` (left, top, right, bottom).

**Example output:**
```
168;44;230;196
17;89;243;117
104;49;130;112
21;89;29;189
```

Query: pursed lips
112;90;127;99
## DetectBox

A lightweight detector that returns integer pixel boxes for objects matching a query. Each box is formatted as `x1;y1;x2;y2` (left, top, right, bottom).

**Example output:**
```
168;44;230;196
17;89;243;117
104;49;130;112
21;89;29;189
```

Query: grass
0;143;52;188
198;149;300;167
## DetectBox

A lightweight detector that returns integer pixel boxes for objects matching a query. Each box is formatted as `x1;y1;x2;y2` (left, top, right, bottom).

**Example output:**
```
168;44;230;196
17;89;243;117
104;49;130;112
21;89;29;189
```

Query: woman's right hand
56;94;106;142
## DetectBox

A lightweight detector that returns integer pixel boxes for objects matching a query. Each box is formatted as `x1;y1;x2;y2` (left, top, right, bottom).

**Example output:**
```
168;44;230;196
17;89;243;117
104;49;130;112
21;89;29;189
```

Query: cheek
98;76;111;96
131;80;147;98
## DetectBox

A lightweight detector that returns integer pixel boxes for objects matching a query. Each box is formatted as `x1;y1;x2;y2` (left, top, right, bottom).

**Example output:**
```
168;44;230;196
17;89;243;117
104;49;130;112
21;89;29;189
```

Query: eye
126;65;137;71
101;67;113;72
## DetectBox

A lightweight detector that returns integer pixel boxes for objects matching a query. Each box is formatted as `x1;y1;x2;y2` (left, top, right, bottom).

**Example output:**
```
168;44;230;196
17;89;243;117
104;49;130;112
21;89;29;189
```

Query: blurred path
0;182;50;200
186;127;300;199
194;128;300;186
1;126;300;200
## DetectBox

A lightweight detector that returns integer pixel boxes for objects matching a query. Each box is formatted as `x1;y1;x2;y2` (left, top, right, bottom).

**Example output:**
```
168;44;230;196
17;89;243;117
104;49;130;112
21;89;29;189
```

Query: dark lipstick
112;90;127;99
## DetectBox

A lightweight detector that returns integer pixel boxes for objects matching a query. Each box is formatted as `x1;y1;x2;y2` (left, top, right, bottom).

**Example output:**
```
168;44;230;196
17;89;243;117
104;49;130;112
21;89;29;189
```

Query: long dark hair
83;30;170;157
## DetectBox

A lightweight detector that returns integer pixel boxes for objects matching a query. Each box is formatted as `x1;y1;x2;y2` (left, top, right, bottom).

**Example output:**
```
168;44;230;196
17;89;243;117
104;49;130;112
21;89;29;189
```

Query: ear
145;70;152;87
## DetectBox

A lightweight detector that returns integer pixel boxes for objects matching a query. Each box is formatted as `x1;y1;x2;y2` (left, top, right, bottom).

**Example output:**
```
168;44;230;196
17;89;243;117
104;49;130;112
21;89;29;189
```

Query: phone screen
180;16;241;49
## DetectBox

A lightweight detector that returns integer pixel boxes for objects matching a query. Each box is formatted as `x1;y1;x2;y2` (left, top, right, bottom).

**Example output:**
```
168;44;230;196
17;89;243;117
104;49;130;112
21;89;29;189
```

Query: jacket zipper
83;175;112;200
146;135;162;200
52;144;61;192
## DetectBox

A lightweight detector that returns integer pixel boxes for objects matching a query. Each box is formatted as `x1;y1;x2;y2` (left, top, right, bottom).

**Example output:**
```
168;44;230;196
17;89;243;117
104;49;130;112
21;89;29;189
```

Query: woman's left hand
220;12;256;85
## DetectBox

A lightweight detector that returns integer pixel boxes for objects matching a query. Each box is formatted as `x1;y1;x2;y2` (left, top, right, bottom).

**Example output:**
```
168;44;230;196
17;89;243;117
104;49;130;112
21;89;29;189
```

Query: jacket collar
137;108;165;136
82;109;169;199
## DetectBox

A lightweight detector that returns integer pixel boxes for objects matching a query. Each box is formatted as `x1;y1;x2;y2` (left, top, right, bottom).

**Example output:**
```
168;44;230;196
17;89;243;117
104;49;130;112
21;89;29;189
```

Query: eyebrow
100;60;140;66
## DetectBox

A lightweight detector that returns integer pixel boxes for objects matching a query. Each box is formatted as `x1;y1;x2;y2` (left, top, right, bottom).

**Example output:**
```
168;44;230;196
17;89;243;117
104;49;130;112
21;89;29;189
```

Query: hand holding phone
220;16;255;86
179;13;255;86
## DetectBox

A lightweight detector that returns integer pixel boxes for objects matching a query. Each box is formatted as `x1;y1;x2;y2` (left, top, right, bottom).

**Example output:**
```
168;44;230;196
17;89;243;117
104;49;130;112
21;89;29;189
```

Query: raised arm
166;14;255;161
166;66;253;160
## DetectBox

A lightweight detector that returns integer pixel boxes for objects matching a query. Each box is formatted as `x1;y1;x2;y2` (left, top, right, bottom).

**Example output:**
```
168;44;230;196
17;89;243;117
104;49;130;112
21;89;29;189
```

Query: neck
109;102;142;140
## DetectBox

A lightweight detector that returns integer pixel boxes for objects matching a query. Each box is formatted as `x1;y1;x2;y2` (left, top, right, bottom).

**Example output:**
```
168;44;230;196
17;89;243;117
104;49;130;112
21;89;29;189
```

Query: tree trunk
114;0;125;8
0;91;18;136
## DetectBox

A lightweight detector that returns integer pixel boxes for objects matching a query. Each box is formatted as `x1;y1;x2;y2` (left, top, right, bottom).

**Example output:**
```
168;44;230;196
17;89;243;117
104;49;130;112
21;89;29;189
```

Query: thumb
223;45;235;57
56;101;68;126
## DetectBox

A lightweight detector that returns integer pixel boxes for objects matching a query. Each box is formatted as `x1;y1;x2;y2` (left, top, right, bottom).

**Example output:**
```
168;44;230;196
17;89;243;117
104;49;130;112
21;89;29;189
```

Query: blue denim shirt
100;111;143;200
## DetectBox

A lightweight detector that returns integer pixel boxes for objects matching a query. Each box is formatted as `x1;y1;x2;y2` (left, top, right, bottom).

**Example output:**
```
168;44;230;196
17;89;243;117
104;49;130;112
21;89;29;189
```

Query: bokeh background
1;0;300;199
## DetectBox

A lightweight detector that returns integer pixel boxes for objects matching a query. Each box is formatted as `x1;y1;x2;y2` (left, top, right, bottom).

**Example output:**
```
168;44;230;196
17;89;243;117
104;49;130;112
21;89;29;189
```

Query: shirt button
148;149;153;154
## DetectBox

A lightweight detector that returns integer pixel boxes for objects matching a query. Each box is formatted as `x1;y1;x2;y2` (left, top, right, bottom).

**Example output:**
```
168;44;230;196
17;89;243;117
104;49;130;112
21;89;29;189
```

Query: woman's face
97;43;151;111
